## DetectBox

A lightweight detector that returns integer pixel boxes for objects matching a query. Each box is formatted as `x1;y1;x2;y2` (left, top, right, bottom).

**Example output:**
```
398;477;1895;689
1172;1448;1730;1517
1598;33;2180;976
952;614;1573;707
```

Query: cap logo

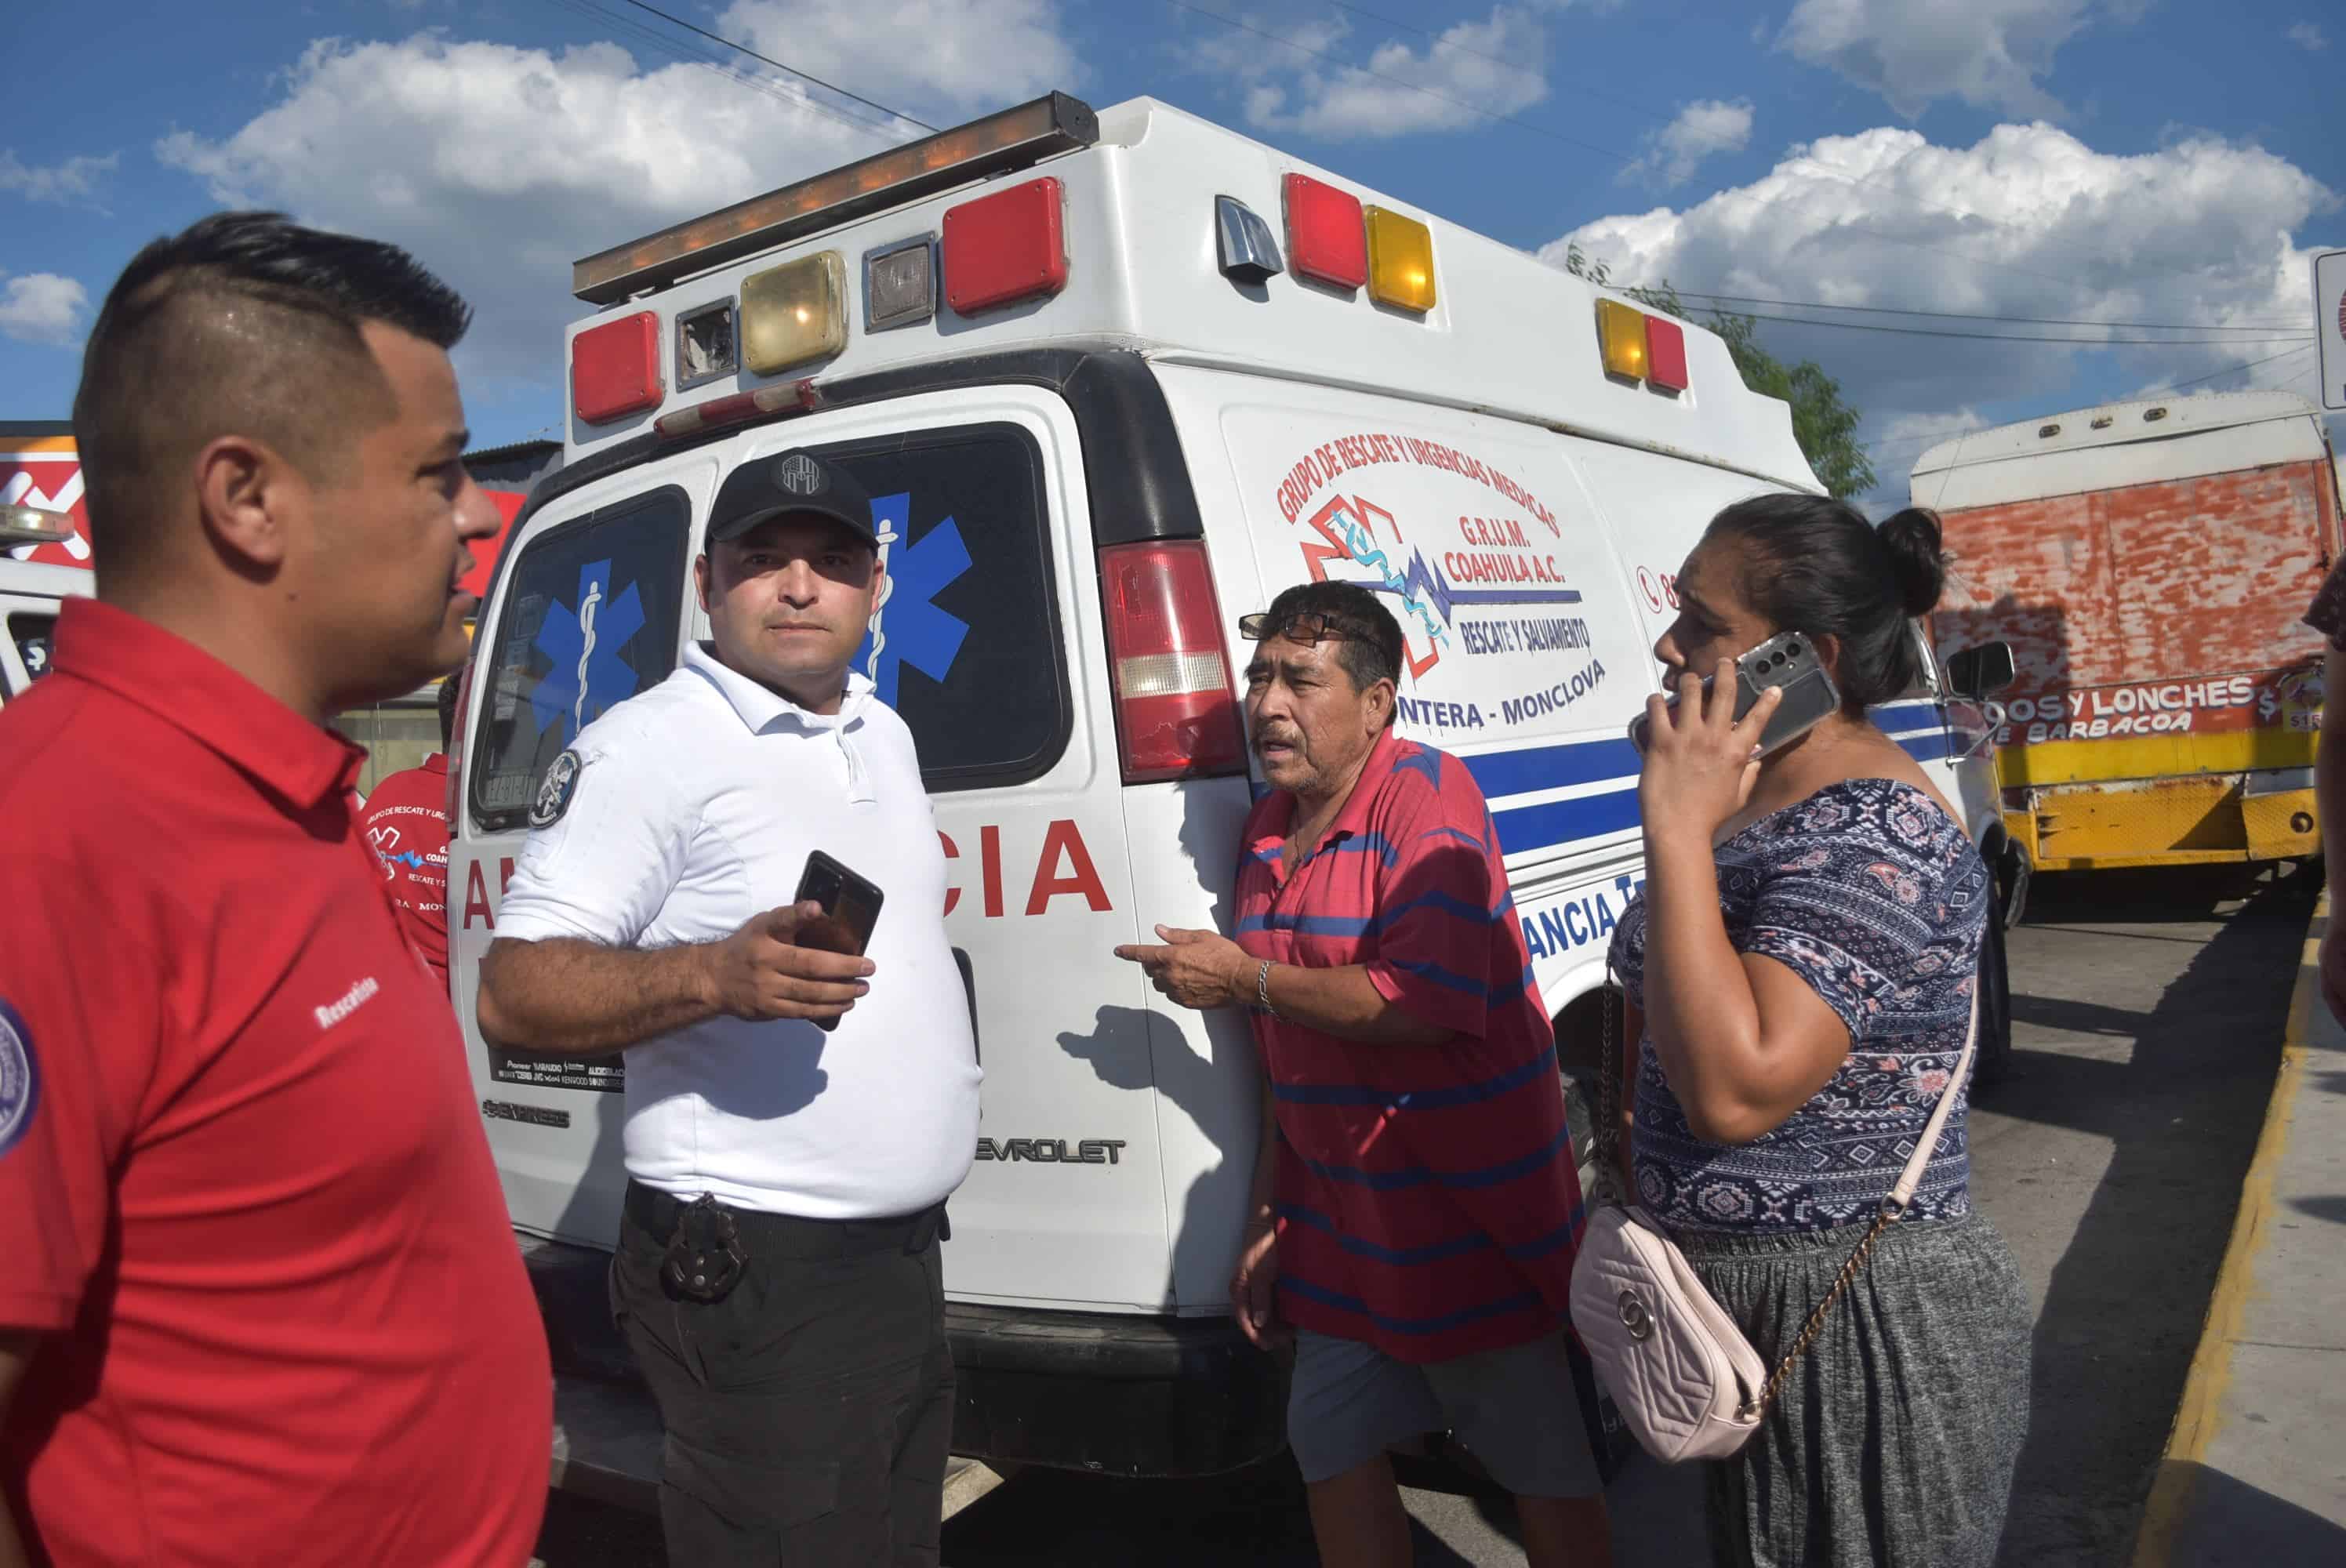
775;453;825;496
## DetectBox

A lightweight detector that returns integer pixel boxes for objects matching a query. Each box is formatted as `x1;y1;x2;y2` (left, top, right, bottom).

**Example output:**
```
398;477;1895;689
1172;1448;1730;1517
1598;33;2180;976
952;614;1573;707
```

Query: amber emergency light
1596;299;1649;381
572;93;1100;305
1364;206;1435;314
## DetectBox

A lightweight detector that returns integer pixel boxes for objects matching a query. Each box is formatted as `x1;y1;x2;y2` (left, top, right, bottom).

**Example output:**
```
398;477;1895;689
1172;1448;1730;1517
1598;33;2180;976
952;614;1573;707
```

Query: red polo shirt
1236;728;1585;1364
0;600;550;1567
361;755;453;993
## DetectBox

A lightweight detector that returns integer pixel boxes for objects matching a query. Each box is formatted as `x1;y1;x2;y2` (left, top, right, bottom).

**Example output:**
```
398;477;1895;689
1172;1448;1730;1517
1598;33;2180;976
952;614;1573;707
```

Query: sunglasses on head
1237;611;1373;645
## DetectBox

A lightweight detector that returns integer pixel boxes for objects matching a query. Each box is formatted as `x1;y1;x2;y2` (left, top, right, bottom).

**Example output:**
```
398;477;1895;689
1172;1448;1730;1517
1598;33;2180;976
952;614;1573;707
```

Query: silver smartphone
1628;630;1842;757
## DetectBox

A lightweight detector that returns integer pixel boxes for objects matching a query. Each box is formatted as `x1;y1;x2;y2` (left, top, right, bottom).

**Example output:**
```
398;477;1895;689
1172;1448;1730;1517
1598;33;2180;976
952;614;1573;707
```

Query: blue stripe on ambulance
1454;700;1955;859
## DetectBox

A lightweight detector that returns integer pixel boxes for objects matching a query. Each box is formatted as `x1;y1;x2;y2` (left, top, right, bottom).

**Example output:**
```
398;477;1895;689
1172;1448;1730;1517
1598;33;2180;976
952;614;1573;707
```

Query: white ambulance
448;93;2018;1482
0;503;91;699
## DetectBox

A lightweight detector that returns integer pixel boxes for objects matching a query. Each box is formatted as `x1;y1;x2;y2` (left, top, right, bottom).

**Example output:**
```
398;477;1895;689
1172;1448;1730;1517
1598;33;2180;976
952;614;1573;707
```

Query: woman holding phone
1607;495;2031;1567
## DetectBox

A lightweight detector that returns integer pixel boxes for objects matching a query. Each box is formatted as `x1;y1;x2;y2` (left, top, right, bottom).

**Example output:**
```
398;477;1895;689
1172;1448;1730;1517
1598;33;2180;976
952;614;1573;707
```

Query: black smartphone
1628;630;1842;758
793;850;885;1033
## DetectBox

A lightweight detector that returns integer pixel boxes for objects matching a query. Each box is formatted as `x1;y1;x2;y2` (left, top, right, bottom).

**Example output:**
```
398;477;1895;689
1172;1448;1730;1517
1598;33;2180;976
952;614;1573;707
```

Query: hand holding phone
793;851;886;1033
702;901;875;1027
1628;630;1840;758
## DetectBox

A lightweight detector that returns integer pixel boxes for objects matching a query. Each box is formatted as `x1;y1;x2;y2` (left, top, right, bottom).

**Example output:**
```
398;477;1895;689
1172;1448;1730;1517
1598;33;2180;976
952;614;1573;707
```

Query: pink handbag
1568;978;1979;1463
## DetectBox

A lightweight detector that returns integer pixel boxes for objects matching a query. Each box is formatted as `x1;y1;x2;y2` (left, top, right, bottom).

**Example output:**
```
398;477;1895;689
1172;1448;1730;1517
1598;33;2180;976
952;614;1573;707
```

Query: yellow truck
1917;391;2339;873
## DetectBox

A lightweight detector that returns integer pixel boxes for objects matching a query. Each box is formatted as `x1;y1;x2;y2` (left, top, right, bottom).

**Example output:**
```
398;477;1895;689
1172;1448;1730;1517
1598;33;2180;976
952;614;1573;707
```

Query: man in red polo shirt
0;212;550;1566
1117;581;1611;1568
361;677;463;994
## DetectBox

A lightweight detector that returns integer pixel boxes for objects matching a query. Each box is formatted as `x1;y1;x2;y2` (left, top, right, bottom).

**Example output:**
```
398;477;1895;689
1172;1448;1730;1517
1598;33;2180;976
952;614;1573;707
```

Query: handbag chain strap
1600;960;1981;1421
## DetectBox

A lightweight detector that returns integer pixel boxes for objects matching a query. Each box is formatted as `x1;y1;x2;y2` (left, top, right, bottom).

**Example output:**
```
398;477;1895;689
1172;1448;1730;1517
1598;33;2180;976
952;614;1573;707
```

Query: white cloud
2288;22;2329;51
0;273;89;347
1541;122;2338;491
0;151;118;204
1776;0;2142;119
1192;5;1550;142
152;32;971;390
1625;99;1753;189
715;0;1079;121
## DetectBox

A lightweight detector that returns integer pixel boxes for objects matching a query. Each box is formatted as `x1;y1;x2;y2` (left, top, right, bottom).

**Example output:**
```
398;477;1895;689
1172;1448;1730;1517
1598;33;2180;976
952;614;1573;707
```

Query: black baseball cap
706;448;877;547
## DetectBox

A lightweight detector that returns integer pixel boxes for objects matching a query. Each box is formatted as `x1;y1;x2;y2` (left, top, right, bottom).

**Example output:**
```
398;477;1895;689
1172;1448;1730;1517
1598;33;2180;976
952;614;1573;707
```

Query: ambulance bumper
945;1302;1288;1478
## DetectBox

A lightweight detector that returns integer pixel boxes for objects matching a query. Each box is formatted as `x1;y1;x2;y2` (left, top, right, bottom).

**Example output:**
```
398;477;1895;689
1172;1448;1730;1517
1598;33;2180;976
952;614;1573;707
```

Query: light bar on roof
0;504;74;546
572;92;1101;305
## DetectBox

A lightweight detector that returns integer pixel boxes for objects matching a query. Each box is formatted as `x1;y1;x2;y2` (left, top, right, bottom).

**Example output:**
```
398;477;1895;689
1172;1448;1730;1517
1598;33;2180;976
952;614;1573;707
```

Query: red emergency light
571;311;663;424
943;176;1070;315
1645;314;1688;392
1283;174;1367;292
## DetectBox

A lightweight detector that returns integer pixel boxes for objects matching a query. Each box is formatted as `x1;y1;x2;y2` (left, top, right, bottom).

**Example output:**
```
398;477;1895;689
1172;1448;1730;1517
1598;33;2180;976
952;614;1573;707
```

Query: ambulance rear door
453;383;1178;1316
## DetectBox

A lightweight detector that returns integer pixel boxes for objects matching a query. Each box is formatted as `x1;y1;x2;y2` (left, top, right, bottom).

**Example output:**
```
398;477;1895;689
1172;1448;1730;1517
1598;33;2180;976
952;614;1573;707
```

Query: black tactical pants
612;1181;953;1566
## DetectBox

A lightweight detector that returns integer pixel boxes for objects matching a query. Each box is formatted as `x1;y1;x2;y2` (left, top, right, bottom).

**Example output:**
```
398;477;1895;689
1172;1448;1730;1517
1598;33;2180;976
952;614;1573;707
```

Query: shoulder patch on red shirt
0;1000;34;1157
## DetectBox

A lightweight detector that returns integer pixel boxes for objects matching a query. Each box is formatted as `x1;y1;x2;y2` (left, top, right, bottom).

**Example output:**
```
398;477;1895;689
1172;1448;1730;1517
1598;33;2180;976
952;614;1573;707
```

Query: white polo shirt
496;642;979;1219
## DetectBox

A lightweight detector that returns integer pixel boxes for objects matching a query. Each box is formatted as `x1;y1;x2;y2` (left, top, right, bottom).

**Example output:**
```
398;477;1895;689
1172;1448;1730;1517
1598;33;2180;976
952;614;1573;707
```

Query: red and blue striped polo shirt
1235;727;1587;1364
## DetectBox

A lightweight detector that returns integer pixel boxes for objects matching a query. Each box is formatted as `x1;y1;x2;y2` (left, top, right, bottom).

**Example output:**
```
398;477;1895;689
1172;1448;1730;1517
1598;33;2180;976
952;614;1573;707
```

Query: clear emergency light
0;503;74;547
864;234;938;332
741;251;847;376
572;93;1099;305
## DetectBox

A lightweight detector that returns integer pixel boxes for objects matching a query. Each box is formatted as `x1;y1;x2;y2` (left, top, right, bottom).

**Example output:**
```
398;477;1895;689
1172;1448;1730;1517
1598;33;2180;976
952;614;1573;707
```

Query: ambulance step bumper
945;1303;1287;1479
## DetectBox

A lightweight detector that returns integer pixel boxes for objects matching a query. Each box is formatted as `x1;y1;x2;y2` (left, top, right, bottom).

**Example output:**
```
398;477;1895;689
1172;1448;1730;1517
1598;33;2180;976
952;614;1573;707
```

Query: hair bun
1878;506;1947;617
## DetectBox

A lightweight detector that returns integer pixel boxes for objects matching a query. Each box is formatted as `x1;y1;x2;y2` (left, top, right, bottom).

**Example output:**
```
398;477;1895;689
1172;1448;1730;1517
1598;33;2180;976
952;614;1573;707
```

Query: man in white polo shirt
477;447;980;1566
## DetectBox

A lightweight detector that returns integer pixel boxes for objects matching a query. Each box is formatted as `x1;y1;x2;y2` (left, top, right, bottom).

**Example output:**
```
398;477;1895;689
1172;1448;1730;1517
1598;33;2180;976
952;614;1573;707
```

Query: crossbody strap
1745;989;1979;1417
1602;960;1982;1421
1890;989;1980;1209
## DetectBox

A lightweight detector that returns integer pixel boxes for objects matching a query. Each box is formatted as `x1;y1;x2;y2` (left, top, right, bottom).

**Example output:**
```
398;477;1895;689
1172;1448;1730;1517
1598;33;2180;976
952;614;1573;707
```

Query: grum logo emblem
1618;1290;1653;1342
531;749;583;828
775;453;825;497
0;1002;38;1159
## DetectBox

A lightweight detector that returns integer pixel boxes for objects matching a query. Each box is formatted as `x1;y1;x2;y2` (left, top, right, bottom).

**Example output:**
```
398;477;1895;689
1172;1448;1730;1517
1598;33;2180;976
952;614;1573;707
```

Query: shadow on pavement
2155;1459;2346;1566
939;1454;1484;1567
1984;862;2319;1568
2020;866;2277;926
2283;1192;2346;1225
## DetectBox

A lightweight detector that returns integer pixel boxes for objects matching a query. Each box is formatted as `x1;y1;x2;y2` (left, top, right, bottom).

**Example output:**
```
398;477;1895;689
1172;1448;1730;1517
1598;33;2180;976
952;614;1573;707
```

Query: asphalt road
532;863;2319;1567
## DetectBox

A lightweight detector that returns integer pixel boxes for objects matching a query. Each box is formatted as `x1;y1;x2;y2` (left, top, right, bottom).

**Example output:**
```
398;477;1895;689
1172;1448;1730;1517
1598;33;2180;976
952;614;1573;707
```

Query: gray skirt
1677;1210;2032;1568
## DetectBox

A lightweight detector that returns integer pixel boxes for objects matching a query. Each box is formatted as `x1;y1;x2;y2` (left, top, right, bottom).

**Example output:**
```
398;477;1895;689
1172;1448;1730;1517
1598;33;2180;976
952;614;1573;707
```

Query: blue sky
4;1;2339;504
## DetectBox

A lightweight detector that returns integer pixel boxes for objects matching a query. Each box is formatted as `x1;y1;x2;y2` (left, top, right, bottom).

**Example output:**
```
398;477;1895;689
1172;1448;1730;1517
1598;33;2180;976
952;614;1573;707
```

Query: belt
624;1179;949;1258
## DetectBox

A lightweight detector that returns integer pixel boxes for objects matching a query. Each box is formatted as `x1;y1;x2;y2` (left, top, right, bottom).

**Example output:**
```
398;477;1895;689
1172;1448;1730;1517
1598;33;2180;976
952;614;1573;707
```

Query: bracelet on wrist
1254;957;1280;1018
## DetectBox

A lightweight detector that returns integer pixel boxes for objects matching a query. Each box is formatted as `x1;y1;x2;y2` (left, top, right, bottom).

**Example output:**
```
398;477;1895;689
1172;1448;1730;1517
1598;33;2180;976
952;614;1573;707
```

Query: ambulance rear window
817;423;1071;789
469;486;692;831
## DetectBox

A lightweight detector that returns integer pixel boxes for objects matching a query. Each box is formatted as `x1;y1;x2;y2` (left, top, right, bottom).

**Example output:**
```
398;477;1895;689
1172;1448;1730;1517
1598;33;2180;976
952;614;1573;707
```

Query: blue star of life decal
531;559;647;743
855;491;971;707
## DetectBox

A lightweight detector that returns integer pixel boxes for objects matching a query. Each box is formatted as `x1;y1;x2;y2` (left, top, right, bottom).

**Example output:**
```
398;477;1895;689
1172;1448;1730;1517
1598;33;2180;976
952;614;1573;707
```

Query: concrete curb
2126;891;2326;1568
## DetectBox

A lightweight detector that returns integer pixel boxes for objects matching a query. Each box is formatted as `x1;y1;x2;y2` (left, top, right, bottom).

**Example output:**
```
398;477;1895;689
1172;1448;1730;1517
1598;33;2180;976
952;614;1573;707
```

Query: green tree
1558;246;1877;499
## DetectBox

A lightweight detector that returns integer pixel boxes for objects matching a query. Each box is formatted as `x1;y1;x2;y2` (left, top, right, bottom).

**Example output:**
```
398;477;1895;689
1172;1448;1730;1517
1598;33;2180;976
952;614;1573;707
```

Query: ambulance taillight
1099;542;1245;785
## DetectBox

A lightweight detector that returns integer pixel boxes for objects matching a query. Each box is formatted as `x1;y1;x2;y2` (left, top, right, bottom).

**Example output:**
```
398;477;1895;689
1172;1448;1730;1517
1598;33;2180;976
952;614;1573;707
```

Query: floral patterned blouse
1607;779;1991;1232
